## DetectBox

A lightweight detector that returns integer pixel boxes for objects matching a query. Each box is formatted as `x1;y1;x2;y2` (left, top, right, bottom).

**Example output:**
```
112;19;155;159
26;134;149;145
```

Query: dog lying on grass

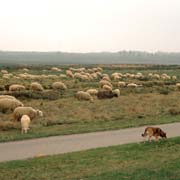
142;127;167;142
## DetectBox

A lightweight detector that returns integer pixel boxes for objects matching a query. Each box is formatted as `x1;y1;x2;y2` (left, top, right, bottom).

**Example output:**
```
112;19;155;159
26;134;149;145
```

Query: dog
141;127;167;142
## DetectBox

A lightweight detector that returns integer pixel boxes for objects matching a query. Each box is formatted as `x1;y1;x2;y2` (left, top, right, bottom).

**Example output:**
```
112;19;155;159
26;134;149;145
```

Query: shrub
169;108;180;115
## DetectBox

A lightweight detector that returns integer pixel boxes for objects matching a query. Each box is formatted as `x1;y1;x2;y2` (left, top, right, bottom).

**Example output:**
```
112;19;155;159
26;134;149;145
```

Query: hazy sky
0;0;180;52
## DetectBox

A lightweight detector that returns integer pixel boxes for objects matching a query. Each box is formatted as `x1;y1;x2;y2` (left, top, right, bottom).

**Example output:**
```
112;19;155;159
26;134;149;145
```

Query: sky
0;0;180;52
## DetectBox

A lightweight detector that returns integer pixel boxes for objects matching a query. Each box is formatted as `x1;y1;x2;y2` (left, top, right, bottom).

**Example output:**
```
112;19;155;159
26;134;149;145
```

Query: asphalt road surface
0;122;180;162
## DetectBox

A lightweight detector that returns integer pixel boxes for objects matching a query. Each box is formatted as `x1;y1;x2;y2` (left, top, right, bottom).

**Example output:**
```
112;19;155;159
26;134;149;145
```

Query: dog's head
141;133;145;137
161;131;167;139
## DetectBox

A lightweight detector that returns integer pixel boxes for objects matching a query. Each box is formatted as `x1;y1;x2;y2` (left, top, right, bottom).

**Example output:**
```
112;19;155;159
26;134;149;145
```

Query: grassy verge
0;115;180;142
0;137;180;180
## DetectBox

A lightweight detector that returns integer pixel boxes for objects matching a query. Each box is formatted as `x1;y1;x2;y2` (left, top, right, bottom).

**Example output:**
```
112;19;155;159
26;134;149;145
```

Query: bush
169;108;180;115
0;121;19;131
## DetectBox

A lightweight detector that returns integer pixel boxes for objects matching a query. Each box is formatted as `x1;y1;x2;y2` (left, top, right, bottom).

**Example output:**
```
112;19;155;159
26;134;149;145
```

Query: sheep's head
37;110;43;117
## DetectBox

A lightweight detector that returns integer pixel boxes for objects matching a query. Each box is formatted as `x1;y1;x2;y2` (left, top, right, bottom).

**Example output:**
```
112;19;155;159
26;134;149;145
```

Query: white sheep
75;91;93;102
117;81;126;88
86;89;98;96
21;115;31;134
172;76;177;81
99;80;112;88
112;89;120;97
66;70;74;78
0;95;16;100
127;83;138;88
30;82;44;91
13;106;43;121
0;98;24;113
9;84;26;91
52;82;67;90
102;85;112;91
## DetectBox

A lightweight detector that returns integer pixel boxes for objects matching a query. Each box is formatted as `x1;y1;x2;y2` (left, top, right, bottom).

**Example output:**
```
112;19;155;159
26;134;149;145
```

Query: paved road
0;122;180;162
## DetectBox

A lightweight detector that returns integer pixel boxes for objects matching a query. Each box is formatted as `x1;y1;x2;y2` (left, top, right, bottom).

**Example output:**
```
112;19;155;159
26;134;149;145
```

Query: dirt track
0;122;180;162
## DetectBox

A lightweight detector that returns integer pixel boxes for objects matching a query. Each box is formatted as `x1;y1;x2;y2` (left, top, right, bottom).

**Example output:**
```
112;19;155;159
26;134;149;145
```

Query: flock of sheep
0;95;43;134
0;66;180;134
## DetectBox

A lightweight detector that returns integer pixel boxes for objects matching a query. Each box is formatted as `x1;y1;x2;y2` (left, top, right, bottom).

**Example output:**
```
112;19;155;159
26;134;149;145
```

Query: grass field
0;64;180;142
0;137;180;180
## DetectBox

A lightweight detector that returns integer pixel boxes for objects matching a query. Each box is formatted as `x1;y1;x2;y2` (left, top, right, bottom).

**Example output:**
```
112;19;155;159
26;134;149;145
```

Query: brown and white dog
142;127;167;142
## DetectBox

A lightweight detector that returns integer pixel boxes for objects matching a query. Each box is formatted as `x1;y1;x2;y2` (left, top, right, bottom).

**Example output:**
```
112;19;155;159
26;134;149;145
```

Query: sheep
66;70;74;78
112;89;120;97
176;83;180;90
74;73;90;81
0;95;16;100
111;73;120;80
117;81;126;88
86;89;98;96
0;98;24;113
153;74;160;79
59;74;67;78
102;85;112;91
99;80;112;88
51;67;61;72
172;76;177;81
13;106;43;121
2;74;12;79
97;90;117;99
22;68;29;72
127;83;138;88
102;76;111;82
52;81;67;90
21;115;31;134
75;91;93;102
30;82;44;91
1;70;8;74
91;73;98;79
9;84;26;91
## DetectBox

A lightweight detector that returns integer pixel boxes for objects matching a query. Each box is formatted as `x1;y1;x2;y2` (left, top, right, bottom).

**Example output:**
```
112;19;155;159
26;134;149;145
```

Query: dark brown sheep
97;90;118;99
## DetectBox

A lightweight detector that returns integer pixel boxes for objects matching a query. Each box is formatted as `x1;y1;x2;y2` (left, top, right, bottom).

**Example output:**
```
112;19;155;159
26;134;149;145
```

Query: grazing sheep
30;82;44;91
176;83;180;90
99;80;112;88
59;74;67;78
52;82;67;90
97;90;117;99
117;81;126;88
102;85;112;91
21;115;31;134
75;91;93;102
51;67;61;72
112;89;120;97
0;95;16;100
66;70;74;78
172;76;177;81
153;74;160;79
102;76;111;82
0;98;24;113
1;70;8;74
13;107;43;121
9;84;26;91
127;83;138;88
97;67;103;72
22;68;29;72
86;89;98;96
